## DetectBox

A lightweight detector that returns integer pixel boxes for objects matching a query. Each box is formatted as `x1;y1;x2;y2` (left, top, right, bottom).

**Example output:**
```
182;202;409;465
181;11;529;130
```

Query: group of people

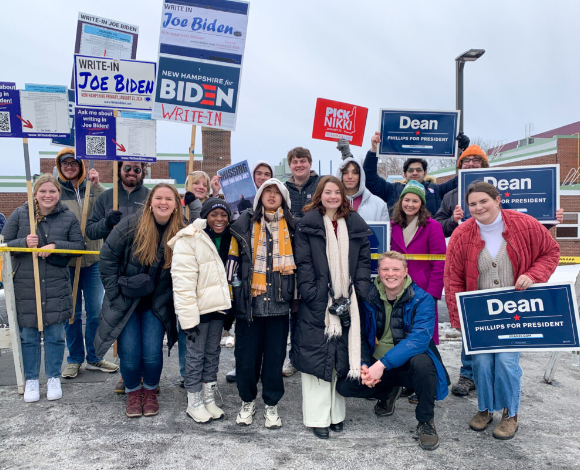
1;132;563;450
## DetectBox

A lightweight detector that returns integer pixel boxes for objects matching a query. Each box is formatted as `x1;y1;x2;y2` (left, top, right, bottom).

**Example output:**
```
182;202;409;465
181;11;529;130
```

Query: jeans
460;344;474;380
235;315;289;406
117;309;165;393
177;322;186;380
20;321;66;380
65;263;104;364
184;318;224;393
472;352;522;417
337;353;438;423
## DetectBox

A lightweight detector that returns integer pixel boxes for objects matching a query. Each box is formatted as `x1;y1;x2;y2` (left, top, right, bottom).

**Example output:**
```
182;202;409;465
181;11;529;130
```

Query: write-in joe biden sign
457;282;580;354
378;109;460;159
458;165;560;224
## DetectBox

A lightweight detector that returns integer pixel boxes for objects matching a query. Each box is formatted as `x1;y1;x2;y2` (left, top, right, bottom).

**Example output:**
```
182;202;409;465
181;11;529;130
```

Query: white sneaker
47;377;62;401
282;358;297;377
24;379;40;403
236;401;256;426
264;405;282;429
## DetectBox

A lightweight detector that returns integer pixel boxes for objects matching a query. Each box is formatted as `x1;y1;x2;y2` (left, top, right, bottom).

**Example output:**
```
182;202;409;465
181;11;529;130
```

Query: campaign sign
368;222;391;277
312;98;368;147
115;112;157;162
19;85;70;138
458;165;560;224
0;82;24;138
52;90;76;147
379;109;460;158
217;160;255;218
75;107;117;160
75;12;138;60
75;56;156;111
153;55;240;130
159;0;249;65
457;282;580;354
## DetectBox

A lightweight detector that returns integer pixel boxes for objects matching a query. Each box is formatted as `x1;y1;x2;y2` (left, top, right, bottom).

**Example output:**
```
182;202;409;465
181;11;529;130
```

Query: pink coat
391;218;446;343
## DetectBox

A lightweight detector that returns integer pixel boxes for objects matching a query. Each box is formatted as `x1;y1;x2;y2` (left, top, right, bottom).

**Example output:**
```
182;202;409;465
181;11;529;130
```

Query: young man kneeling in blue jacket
336;251;448;450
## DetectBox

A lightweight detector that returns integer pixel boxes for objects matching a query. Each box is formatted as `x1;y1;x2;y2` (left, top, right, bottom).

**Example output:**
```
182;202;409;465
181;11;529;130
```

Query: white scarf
323;214;361;380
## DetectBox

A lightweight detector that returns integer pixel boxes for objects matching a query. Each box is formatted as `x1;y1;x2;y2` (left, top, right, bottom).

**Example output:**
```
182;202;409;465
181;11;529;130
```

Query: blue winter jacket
363;280;448;401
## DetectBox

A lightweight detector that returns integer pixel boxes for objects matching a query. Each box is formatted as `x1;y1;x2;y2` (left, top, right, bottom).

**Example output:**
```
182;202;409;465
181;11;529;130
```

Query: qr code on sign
86;136;106;156
0;112;11;133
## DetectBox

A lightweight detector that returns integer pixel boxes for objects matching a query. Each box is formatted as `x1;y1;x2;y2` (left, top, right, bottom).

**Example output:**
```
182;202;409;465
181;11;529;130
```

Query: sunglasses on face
62;161;80;168
122;165;142;174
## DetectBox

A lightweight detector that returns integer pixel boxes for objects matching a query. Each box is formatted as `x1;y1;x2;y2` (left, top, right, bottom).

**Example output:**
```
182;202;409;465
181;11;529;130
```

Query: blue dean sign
458;165;560;223
457;283;580;354
379;109;460;158
368;223;390;277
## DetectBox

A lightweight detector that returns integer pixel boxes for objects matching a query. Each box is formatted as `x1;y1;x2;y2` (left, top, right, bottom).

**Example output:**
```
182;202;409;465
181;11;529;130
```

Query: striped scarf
251;207;295;297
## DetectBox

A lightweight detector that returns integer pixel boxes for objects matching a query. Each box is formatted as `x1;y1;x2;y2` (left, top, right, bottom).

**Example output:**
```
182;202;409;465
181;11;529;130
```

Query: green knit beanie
399;180;426;205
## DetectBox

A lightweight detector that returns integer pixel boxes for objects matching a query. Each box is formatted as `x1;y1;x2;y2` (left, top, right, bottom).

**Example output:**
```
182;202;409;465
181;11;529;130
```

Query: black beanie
200;197;231;220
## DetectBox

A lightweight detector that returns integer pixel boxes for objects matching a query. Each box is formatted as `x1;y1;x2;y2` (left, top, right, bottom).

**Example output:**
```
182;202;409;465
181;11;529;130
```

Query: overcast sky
1;0;579;176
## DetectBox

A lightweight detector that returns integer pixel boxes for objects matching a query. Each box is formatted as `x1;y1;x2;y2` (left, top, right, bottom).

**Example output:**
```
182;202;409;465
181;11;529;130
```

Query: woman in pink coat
390;180;446;345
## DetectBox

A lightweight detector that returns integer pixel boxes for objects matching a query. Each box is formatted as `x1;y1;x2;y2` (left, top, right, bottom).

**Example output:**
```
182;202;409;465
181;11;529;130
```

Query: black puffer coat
2;202;85;328
229;210;295;321
291;209;371;382
93;213;178;359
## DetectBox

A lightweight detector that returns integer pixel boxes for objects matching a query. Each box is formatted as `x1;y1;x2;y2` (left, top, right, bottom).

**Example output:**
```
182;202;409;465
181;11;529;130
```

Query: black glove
183;326;200;342
337;138;353;160
456;132;470;153
105;210;123;228
184;191;196;206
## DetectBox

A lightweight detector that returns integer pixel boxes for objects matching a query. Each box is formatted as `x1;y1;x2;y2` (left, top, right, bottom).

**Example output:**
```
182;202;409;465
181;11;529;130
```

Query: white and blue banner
378;109;460;159
458;165;560;224
153;0;249;131
153;56;240;129
368;222;391;277
457;282;580;354
74;55;156;111
159;0;249;65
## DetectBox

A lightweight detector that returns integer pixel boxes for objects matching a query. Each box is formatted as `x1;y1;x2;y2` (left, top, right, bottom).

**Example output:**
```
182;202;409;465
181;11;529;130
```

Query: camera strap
328;276;353;300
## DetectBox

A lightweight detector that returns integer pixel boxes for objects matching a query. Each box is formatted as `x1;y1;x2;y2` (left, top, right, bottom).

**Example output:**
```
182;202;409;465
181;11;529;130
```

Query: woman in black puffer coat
2;174;85;403
293;176;371;439
94;183;184;419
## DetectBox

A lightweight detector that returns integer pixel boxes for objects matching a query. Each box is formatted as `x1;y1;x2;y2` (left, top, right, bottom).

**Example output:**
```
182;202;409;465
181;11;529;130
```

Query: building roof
488;121;580;154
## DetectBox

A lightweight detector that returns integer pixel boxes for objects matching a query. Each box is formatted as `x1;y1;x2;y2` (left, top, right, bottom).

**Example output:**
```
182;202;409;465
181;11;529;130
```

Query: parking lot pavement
1;336;579;470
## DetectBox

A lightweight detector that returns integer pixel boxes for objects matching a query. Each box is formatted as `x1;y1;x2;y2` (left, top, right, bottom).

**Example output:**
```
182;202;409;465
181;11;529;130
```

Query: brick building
0;127;231;218
430;123;580;256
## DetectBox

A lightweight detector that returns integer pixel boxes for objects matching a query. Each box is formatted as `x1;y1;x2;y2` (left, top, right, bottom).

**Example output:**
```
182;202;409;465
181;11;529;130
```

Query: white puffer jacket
168;218;231;329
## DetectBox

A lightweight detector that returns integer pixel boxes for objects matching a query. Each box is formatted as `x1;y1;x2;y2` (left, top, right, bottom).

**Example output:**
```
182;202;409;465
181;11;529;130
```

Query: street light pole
455;49;485;133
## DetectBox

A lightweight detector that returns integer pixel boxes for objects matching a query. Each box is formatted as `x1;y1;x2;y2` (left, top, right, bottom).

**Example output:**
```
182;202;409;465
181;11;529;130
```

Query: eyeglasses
62;161;80;168
407;167;423;173
462;157;483;164
122;165;142;174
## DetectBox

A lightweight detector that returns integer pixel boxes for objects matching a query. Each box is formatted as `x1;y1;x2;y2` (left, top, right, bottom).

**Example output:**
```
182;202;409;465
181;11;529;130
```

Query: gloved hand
184;191;196;206
337;138;353;160
105;210;123;228
183;326;200;342
456;132;470;153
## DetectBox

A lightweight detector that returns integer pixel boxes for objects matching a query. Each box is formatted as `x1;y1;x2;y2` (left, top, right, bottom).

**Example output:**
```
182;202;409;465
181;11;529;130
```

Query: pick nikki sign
312;98;368;147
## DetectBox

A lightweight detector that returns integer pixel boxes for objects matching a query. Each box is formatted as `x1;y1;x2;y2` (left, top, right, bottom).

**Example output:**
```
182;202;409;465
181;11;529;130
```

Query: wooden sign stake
23;138;44;333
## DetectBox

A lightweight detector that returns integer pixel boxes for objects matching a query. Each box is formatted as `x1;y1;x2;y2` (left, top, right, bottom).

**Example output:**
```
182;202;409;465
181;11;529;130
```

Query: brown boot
125;391;143;418
142;389;159;417
493;409;518;440
469;410;493;432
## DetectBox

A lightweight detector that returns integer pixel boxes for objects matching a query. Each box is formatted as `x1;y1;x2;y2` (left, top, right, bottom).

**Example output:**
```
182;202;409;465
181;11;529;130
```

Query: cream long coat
168;218;231;330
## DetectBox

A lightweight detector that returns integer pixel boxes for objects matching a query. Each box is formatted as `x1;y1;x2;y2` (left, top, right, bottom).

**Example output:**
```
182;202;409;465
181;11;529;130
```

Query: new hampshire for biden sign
457;283;580;354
